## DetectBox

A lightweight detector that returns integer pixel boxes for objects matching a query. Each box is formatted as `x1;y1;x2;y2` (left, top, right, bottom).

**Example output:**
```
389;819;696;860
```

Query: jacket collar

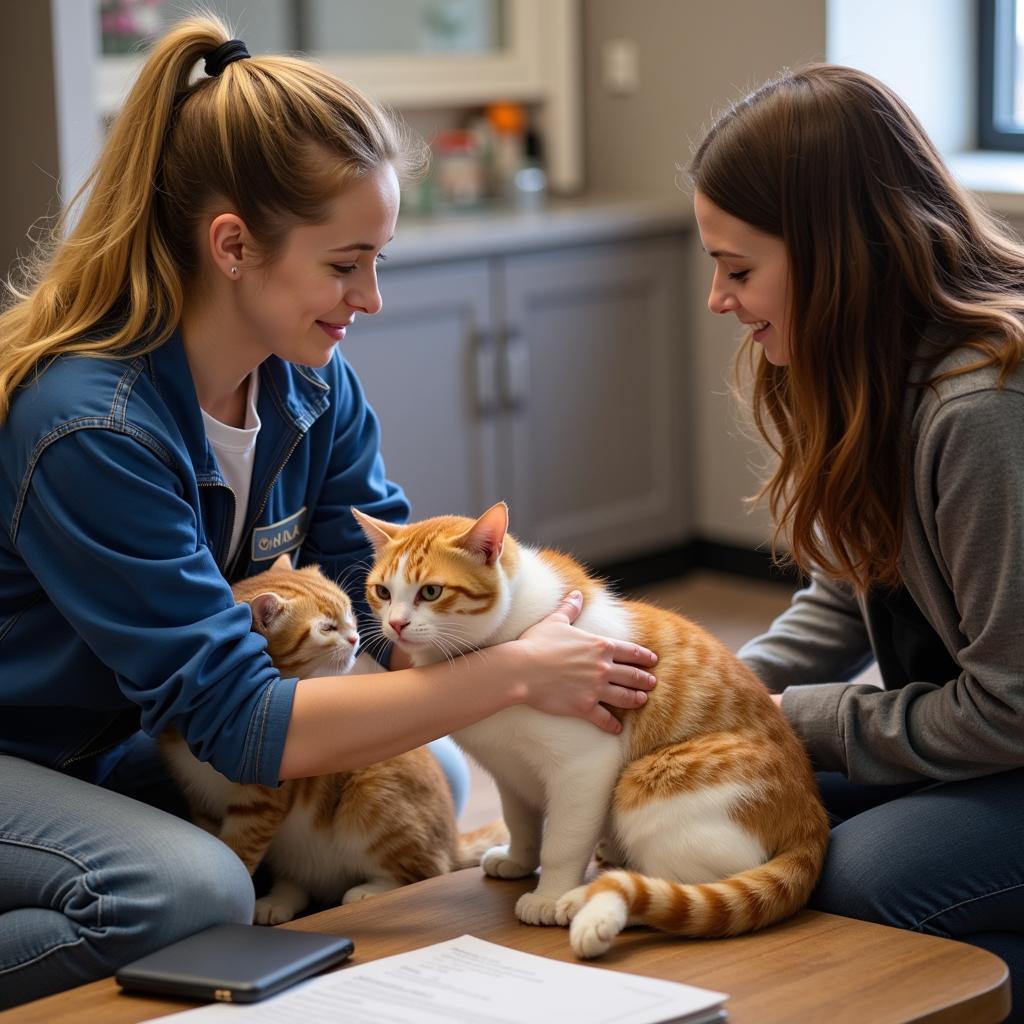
145;330;331;483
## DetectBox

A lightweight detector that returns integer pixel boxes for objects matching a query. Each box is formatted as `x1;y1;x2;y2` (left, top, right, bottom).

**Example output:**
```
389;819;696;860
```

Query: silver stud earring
230;266;239;275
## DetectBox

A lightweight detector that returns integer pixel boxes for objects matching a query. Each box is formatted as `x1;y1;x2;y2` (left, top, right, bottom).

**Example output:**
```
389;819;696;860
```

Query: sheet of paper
144;934;727;1024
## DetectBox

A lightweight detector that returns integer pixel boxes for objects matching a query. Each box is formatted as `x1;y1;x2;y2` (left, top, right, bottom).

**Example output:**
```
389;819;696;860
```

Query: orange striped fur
160;554;506;924
355;503;829;957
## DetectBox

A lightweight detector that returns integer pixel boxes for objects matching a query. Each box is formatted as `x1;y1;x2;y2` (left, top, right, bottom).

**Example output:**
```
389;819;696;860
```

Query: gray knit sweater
739;346;1024;784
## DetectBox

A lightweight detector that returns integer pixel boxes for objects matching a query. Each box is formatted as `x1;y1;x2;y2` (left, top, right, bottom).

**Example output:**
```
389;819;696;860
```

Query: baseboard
689;539;800;585
595;537;800;591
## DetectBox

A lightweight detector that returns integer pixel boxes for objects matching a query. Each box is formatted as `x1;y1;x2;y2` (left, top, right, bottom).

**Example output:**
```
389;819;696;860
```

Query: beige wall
582;0;827;548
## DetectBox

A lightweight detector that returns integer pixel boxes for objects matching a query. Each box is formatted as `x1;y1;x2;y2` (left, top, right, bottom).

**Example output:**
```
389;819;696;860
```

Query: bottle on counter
512;128;548;212
485;101;527;204
432;128;487;210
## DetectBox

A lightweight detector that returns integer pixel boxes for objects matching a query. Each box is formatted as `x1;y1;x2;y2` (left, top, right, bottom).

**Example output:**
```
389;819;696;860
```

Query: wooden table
2;868;1010;1023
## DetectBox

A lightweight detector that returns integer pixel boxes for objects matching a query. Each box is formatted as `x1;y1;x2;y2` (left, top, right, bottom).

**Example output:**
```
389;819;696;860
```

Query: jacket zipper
60;736;132;770
59;707;143;769
197;480;237;571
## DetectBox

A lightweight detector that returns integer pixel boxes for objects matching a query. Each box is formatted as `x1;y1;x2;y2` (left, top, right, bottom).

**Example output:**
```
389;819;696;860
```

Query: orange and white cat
161;555;502;924
354;503;830;958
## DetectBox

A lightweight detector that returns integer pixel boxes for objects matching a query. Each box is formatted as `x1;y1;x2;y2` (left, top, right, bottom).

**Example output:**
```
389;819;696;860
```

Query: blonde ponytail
0;13;420;423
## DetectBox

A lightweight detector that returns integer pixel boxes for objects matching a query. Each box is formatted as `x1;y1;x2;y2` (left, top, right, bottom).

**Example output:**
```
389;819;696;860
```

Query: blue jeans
0;733;469;1010
811;770;1024;1023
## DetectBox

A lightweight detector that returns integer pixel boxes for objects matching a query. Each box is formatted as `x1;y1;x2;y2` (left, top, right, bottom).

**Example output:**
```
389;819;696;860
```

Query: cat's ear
352;508;402;553
456;501;509;566
271;554;293;571
250;592;285;634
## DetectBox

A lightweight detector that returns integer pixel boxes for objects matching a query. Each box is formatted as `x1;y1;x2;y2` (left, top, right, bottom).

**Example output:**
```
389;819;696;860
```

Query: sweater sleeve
782;387;1024;783
738;572;875;691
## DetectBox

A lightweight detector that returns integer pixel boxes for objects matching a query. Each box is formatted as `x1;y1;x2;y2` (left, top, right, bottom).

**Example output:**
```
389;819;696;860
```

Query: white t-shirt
201;372;261;563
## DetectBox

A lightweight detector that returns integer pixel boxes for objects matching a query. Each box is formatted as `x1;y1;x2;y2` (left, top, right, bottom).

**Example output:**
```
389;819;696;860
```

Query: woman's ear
208;212;249;280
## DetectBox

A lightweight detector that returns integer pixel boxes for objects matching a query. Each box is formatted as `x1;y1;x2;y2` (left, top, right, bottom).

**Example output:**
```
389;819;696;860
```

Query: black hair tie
204;39;250;77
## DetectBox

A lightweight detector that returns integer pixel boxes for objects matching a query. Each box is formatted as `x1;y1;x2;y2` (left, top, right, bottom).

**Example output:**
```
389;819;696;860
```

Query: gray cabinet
342;233;691;564
340;260;501;520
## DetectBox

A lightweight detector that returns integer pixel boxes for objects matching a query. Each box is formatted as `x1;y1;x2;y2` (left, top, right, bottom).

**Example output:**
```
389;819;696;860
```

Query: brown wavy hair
0;12;424;423
689;64;1024;590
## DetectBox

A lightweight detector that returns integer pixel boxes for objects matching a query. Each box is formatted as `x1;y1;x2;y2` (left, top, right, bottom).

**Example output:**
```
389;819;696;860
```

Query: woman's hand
511;590;658;735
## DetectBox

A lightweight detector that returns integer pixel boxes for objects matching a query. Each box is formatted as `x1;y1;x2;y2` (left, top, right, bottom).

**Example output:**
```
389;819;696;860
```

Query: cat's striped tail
454;818;510;869
564;842;827;959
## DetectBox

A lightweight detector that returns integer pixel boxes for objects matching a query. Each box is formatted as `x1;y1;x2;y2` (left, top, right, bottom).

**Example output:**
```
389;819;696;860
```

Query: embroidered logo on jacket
251;507;309;560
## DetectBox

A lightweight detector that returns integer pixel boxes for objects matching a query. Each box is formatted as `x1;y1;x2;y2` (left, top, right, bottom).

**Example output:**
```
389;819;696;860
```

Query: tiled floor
458;570;798;829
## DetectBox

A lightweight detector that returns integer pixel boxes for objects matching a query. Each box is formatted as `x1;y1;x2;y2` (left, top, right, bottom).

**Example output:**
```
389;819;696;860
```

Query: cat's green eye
418;584;443;602
373;584;391;602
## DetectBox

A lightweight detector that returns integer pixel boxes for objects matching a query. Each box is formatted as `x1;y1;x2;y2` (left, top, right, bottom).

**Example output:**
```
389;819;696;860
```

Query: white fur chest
415;545;636;807
485;547;636;648
455;707;626;812
264;802;374;900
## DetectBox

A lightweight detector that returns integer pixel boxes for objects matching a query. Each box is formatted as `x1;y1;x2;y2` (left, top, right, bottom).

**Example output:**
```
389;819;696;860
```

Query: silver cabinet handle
501;329;530;412
474;330;500;418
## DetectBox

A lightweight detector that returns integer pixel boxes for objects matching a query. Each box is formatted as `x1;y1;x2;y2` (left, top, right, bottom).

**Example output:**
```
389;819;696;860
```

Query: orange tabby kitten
161;555;503;924
354;502;830;958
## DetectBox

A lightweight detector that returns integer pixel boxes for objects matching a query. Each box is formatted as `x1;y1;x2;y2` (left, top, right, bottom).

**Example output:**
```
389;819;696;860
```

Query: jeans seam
913;879;1024;933
0;938;84;977
0;833;106;929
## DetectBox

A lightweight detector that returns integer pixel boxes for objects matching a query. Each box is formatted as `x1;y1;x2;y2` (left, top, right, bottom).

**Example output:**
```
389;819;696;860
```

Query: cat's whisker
434;623;473;638
429;638;458;669
359;634;390;662
435;635;476;659
365;628;390;649
431;622;476;642
364;635;395;664
435;629;485;661
334;559;374;593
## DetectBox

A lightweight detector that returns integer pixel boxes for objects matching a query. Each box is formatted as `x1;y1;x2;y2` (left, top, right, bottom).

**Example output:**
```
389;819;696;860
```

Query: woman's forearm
278;644;526;779
278;593;657;780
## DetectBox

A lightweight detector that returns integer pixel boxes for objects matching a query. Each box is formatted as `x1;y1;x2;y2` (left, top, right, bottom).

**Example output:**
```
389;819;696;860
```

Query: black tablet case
116;923;354;1003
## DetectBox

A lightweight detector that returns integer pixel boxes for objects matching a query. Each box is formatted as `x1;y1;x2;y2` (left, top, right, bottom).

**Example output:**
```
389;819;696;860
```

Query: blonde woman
691;65;1024;1018
0;17;656;1007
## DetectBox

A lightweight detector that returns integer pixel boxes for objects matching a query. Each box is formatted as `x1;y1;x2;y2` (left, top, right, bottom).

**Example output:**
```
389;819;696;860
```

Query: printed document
145;934;728;1024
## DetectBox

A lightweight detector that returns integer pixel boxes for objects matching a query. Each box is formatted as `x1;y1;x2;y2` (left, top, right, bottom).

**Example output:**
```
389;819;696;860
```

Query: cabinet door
341;260;501;520
501;237;691;563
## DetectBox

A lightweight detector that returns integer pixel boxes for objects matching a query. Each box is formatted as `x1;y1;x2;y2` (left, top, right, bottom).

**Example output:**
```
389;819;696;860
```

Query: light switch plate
602;38;639;95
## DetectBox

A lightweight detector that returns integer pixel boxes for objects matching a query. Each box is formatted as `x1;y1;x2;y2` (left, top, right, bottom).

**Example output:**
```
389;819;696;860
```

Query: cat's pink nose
389;619;408;636
346;634;358;646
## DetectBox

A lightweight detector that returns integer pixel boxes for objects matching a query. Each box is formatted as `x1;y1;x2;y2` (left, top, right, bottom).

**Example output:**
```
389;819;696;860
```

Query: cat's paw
253;897;296;925
568;891;629;959
554;884;590;926
342;880;400;904
480;844;538;880
253;880;307;925
515;890;563;926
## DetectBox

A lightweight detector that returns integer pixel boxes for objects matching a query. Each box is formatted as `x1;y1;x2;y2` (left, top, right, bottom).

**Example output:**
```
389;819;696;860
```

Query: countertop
386;193;694;266
383;169;1024;270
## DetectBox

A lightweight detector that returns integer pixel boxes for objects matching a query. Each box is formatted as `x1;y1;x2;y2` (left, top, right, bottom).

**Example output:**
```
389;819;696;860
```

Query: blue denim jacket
0;331;408;785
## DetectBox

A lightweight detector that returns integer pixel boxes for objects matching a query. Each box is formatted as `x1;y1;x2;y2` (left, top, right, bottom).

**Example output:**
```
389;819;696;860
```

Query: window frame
978;0;1024;151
